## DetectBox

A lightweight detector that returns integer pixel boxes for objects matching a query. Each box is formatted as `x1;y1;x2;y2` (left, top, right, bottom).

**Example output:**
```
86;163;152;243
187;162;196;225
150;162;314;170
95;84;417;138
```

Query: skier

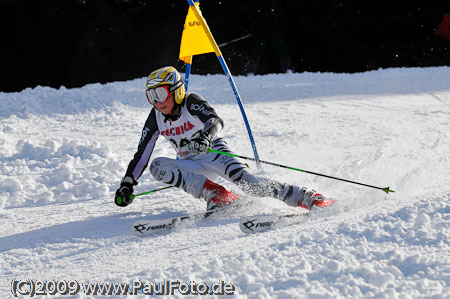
115;66;333;211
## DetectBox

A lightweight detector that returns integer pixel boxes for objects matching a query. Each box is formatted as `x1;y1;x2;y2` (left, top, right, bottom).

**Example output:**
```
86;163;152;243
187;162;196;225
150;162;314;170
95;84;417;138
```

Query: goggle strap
169;78;184;93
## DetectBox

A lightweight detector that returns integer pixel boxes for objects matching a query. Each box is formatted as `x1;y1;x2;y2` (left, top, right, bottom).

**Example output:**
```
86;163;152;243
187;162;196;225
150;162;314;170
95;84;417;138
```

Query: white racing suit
124;92;304;207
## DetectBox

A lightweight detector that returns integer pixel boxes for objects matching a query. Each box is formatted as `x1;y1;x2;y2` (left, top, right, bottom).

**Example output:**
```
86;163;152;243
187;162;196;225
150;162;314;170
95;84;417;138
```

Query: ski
239;213;309;234
131;201;247;237
239;198;336;234
131;209;218;237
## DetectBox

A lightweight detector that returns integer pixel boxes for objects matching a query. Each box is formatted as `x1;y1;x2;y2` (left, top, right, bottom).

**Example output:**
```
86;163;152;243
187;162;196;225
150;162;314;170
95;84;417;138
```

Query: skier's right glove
115;176;136;207
189;133;212;155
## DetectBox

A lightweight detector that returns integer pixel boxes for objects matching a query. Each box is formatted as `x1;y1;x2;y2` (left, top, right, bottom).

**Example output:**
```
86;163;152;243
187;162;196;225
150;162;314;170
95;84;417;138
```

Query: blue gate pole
216;56;261;168
185;0;261;168
184;56;193;91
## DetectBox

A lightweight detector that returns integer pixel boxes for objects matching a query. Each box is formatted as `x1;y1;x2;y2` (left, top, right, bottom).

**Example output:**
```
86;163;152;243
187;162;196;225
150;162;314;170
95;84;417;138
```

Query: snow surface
1;67;449;298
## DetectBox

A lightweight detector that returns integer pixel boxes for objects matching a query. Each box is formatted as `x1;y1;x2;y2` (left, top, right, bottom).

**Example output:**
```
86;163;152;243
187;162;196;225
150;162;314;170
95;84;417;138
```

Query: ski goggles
146;85;170;105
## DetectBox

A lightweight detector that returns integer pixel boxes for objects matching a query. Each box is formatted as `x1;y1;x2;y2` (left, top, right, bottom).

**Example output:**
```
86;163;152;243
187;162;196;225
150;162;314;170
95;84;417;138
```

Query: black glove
115;176;136;207
189;133;212;155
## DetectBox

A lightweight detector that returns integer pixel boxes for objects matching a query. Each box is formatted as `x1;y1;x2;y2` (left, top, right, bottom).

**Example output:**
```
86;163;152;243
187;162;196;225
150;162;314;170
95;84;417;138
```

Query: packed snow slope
1;67;449;298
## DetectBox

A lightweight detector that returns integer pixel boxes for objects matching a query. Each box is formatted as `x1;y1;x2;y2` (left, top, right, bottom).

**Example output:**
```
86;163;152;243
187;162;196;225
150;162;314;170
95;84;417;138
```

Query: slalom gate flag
179;2;215;63
179;0;261;168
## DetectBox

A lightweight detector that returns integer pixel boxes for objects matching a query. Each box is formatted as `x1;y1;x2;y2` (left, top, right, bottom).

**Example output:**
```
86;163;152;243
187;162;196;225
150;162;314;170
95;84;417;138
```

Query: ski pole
218;33;253;47
207;148;395;194
129;186;174;200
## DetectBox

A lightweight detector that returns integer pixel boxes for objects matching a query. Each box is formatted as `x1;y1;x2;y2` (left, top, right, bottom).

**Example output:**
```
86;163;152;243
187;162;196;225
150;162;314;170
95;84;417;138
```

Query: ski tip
381;187;395;194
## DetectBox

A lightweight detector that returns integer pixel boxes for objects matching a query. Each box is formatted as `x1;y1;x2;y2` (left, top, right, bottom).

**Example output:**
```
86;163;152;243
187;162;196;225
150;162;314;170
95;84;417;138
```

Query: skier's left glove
115;176;136;207
189;133;212;155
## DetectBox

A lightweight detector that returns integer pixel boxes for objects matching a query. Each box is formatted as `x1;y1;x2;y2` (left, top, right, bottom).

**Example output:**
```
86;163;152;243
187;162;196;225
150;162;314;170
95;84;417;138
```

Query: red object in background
434;14;450;41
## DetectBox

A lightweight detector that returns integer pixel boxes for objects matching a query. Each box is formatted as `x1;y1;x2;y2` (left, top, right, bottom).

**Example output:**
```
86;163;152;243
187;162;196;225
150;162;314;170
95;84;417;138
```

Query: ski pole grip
187;144;213;153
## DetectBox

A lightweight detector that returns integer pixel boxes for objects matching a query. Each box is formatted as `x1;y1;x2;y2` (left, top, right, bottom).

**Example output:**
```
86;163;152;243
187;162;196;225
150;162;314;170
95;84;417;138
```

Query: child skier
115;66;333;211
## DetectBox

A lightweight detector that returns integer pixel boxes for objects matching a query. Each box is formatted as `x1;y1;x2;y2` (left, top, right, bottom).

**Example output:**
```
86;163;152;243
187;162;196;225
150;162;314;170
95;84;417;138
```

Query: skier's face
154;92;175;115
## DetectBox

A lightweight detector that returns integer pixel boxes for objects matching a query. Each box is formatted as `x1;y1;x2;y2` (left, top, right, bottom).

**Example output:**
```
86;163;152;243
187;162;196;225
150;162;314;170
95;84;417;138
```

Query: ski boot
201;180;240;211
298;188;335;210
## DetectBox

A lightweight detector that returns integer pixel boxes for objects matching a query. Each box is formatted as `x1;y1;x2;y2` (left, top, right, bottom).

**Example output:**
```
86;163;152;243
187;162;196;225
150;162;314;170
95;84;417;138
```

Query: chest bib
155;105;204;158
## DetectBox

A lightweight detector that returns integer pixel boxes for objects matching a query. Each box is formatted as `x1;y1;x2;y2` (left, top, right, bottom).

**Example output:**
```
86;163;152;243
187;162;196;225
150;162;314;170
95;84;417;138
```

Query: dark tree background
0;0;449;92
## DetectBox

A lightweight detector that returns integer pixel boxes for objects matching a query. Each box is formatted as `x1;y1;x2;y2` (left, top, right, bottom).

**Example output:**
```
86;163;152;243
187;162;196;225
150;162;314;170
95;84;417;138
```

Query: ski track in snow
1;67;449;298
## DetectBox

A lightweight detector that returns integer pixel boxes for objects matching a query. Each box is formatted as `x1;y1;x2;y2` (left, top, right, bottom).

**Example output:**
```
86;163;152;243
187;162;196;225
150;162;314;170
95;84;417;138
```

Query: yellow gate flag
179;3;215;63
